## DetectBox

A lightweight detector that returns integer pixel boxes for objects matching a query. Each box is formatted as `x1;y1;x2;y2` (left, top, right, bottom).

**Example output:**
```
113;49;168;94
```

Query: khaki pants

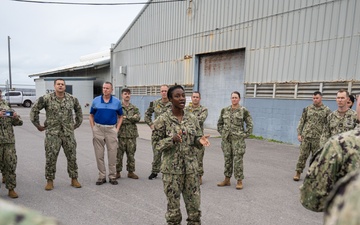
92;124;118;179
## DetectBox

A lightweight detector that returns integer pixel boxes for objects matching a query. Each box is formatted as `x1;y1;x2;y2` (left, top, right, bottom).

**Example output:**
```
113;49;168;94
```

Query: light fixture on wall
184;55;192;59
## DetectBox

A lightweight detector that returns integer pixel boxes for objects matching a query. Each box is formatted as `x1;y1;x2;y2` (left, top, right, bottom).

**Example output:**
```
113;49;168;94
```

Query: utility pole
8;36;12;89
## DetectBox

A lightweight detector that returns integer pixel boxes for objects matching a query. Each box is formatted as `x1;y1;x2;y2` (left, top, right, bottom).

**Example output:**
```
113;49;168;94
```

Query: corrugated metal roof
28;51;110;78
112;0;360;85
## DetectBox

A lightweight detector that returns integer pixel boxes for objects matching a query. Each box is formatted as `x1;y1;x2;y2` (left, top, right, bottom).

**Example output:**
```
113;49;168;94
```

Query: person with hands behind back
152;85;210;225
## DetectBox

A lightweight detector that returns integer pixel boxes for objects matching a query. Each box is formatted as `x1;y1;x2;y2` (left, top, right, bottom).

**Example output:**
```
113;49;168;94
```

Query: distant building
111;0;360;145
28;51;110;114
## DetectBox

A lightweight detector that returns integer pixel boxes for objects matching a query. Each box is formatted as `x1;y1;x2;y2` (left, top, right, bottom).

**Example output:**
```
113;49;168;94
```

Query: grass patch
249;135;286;144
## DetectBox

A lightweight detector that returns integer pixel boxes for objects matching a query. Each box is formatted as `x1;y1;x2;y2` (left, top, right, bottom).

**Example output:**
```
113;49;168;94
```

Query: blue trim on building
244;98;339;145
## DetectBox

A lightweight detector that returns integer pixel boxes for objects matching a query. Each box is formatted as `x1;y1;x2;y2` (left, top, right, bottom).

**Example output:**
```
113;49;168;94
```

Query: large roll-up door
198;50;245;129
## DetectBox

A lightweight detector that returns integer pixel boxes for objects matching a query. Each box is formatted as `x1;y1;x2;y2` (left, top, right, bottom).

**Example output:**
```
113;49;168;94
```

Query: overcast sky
0;0;144;87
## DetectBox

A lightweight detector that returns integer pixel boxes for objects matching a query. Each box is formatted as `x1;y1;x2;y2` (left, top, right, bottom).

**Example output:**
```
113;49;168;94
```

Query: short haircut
122;88;131;94
167;85;184;100
103;81;113;88
192;91;201;98
160;84;169;89
313;91;322;96
231;91;241;98
337;89;349;97
54;78;65;85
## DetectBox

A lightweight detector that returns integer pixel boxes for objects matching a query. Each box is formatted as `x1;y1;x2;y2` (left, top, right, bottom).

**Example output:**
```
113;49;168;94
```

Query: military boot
8;189;18;198
71;178;82;188
217;177;231;186
236;180;243;189
293;172;301;181
128;172;139;179
45;180;54;191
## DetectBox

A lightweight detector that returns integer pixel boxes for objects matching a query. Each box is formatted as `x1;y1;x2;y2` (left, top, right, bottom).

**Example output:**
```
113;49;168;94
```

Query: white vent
119;66;127;75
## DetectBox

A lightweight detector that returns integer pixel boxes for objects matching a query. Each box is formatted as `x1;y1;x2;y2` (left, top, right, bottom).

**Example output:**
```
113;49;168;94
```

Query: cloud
0;0;144;86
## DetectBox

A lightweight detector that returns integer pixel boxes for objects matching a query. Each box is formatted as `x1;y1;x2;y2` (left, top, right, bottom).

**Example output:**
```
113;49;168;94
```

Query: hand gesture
200;135;210;147
37;125;46;132
173;130;183;143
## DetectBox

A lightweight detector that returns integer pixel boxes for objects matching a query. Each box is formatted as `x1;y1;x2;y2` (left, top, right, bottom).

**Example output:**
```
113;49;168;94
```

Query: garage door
198;50;245;129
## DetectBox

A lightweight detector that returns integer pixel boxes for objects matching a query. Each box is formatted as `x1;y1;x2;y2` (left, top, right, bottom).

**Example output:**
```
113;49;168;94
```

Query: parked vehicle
1;91;37;108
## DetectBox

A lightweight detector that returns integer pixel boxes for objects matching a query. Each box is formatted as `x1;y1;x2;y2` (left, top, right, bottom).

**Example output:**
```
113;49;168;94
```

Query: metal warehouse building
111;0;360;145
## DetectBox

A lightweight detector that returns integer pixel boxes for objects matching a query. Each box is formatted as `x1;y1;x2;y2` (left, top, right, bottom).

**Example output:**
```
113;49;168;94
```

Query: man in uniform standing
185;91;208;185
0;90;23;198
300;94;360;212
145;85;172;180
319;89;358;147
30;79;83;191
293;91;331;181
116;88;140;180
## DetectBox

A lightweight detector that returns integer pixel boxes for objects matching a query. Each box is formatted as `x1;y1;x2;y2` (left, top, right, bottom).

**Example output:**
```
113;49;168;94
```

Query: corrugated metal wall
112;0;360;86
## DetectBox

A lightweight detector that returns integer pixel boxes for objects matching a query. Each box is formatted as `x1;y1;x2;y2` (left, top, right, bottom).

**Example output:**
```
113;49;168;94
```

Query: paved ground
1;107;323;225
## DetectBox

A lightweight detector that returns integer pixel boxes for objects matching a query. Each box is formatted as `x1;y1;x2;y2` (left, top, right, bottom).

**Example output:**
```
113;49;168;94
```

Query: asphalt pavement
1;107;323;225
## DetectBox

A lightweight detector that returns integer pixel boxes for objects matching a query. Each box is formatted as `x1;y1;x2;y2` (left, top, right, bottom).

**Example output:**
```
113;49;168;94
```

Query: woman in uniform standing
217;91;253;190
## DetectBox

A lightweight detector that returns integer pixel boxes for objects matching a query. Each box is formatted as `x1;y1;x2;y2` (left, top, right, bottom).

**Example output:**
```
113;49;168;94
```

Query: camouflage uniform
185;104;208;176
145;98;172;174
299;125;360;212
296;104;331;173
217;106;253;181
117;103;140;173
319;109;358;147
324;169;360;225
153;110;203;225
0;99;23;191
0;199;59;225
30;92;83;180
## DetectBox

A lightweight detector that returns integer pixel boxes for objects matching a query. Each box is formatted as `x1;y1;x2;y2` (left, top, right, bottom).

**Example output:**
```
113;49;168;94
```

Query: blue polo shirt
90;95;123;125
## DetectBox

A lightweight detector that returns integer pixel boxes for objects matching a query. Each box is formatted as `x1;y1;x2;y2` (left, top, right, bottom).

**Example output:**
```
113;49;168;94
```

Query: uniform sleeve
300;137;360;212
144;101;155;126
193;116;205;148
11;114;23;126
73;97;83;129
30;96;46;128
297;108;307;136
324;170;360;225
319;114;331;147
244;108;253;137
217;108;225;134
197;107;208;127
153;116;174;153
127;106;141;123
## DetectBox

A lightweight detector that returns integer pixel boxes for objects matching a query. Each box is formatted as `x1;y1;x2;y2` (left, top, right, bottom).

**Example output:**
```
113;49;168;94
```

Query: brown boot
217;177;231;186
116;172;121;179
45;180;54;191
236;180;243;189
199;176;202;185
71;178;82;188
8;189;18;198
293;171;301;181
128;172;139;179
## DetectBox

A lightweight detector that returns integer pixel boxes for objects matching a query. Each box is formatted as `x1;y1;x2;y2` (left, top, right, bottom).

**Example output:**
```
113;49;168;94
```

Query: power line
11;0;185;6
